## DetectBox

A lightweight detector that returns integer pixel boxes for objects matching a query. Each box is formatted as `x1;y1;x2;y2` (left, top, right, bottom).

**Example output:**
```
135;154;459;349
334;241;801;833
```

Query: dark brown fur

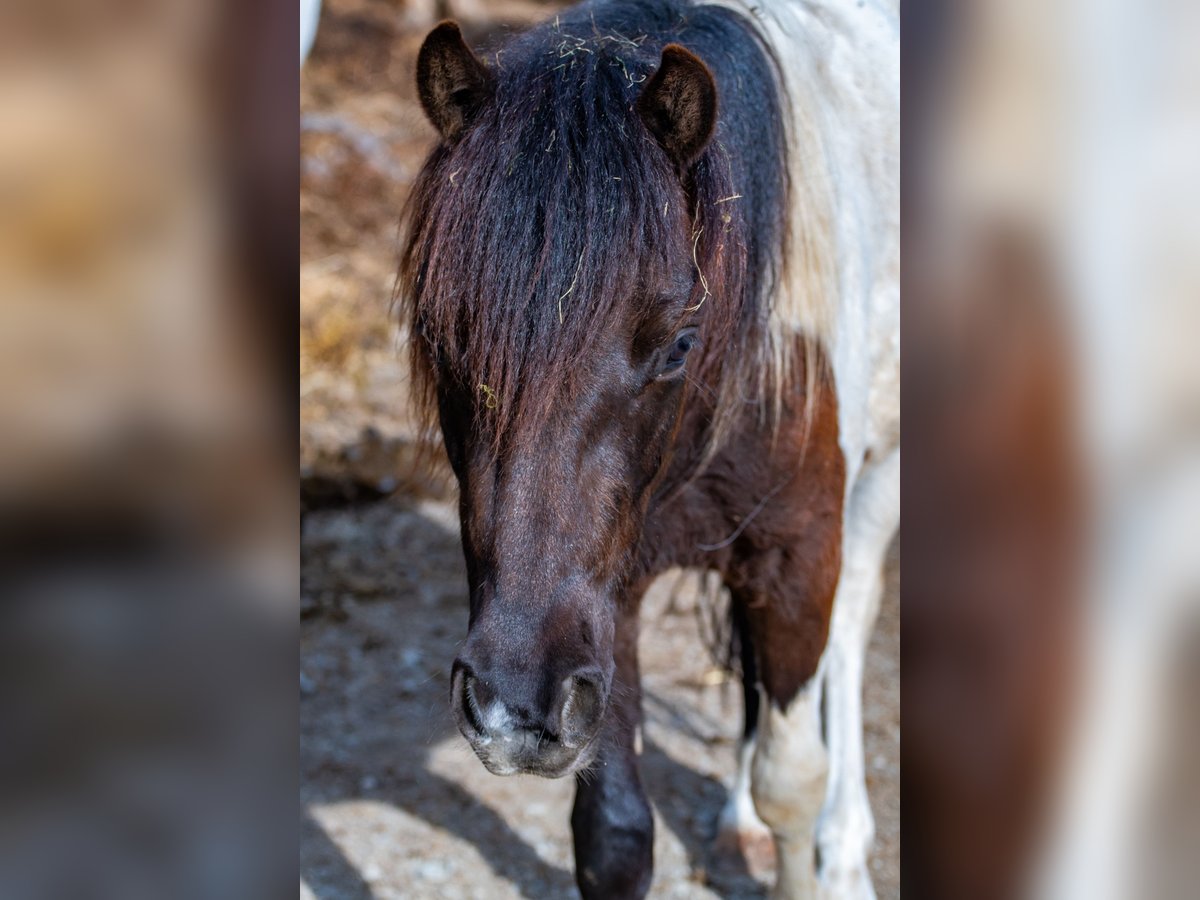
641;342;844;698
636;45;718;171
416;22;493;141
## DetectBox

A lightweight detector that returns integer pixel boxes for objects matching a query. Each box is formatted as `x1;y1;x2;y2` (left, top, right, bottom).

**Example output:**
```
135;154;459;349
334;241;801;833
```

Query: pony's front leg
571;598;653;899
817;447;898;900
733;512;842;899
753;674;828;900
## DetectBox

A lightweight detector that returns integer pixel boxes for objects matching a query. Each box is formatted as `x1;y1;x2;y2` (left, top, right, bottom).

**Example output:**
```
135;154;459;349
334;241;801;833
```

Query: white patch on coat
711;0;900;476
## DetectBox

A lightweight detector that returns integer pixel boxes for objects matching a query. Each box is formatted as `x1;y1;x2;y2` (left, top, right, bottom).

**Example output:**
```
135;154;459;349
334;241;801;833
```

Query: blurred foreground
0;2;296;897
904;1;1200;898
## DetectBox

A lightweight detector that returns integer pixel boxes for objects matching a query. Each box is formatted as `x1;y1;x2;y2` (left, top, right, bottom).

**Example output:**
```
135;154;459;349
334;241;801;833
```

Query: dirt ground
300;1;899;897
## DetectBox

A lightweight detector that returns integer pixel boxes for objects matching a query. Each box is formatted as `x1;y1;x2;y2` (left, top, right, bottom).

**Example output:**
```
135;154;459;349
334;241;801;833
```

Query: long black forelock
401;0;788;450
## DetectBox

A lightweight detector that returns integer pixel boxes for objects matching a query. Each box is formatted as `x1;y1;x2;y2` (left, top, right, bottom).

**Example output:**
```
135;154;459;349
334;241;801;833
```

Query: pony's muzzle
450;660;607;777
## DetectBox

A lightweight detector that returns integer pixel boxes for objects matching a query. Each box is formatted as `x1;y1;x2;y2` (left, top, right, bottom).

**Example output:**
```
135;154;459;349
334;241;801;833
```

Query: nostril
559;669;605;746
456;669;488;737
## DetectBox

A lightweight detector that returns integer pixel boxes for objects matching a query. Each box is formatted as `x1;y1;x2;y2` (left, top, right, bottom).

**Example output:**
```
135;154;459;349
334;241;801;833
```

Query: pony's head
402;16;777;776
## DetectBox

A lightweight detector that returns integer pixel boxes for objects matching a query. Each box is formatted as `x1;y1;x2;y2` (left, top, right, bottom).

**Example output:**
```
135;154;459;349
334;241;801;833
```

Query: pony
398;1;898;896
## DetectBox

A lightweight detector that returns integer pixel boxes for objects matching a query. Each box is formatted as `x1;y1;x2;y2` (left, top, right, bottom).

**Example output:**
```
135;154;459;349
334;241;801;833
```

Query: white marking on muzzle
484;701;513;738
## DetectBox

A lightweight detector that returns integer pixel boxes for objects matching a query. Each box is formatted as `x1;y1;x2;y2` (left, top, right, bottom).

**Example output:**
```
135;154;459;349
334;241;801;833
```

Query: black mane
401;0;789;441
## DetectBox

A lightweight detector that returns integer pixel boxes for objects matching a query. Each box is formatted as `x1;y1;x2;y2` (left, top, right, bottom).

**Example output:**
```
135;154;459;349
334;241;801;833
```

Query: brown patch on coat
641;339;845;707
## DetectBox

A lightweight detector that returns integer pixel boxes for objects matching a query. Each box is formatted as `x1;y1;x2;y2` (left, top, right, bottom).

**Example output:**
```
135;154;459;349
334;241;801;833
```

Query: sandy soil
300;1;899;897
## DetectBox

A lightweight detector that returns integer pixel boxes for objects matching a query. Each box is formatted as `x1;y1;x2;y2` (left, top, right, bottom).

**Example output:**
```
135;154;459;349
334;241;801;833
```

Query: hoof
710;821;777;884
818;863;876;900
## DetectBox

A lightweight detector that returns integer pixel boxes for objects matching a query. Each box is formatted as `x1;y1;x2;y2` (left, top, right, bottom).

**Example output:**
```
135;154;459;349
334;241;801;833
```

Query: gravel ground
300;499;899;900
300;2;898;896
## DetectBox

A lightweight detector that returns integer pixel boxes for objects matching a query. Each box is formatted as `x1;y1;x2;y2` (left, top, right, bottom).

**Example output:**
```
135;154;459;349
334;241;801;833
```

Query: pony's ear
637;44;718;169
416;21;493;141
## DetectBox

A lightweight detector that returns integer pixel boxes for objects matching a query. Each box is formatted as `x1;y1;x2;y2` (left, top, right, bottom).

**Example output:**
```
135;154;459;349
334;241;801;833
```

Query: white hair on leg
752;675;828;900
716;734;775;872
817;447;899;900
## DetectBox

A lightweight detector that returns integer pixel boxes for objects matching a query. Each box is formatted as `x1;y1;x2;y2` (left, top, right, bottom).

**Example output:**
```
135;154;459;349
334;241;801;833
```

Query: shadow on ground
300;500;785;899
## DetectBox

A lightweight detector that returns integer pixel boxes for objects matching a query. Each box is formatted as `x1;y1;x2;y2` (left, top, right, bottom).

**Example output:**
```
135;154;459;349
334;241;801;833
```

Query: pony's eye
660;330;698;377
